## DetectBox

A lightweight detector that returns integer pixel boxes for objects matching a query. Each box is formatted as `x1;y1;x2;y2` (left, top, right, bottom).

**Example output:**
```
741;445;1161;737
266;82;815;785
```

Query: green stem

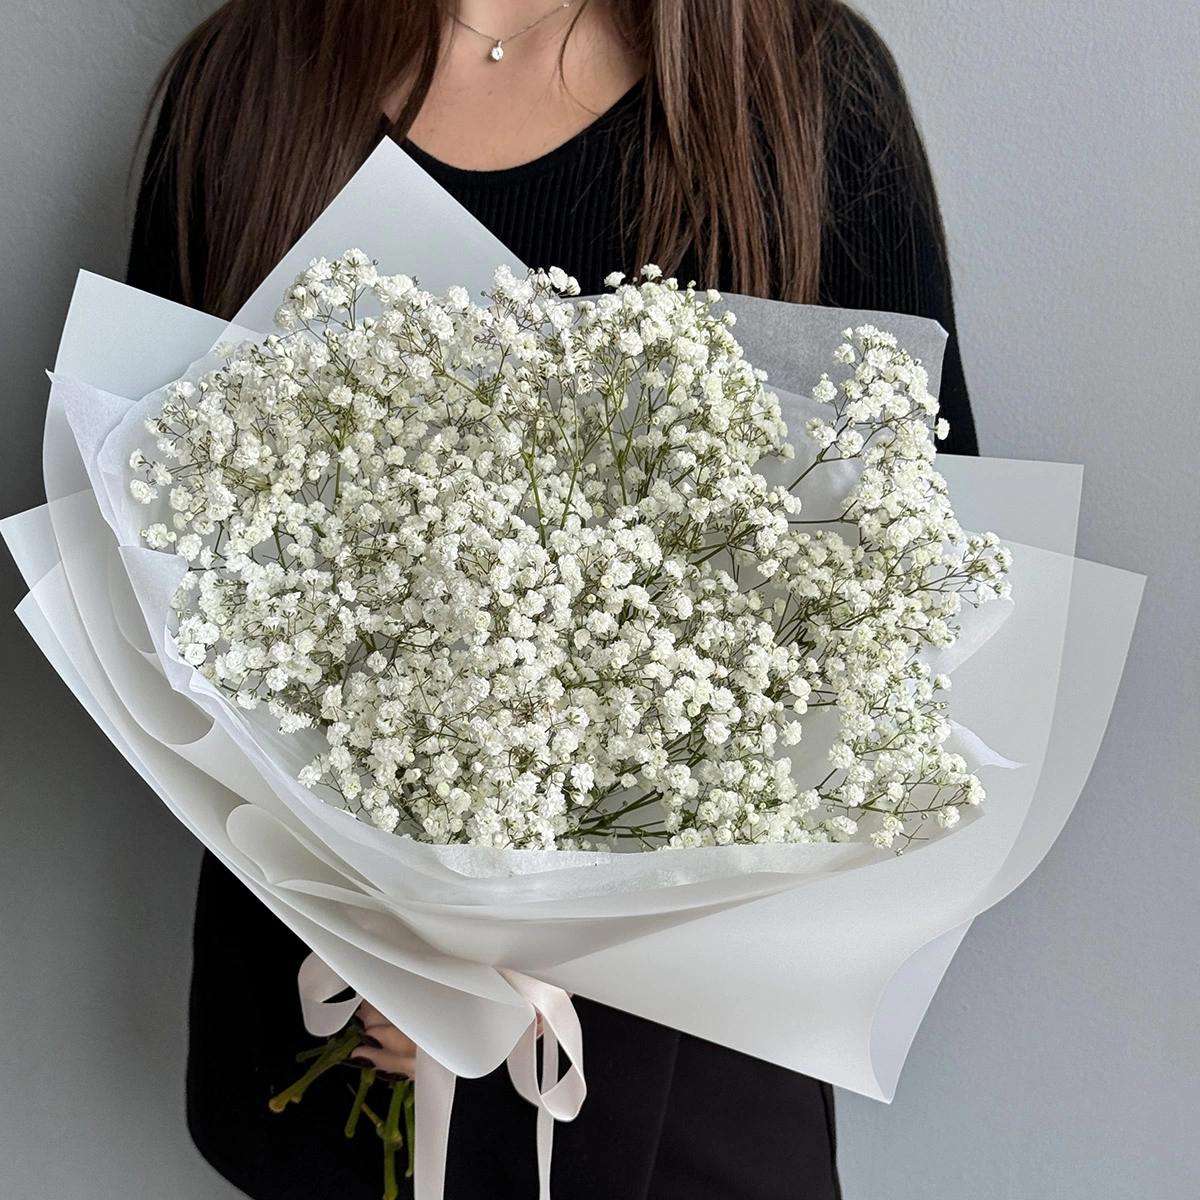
381;1080;409;1200
267;1024;364;1113
404;1085;416;1179
275;1033;416;1200
344;1067;376;1137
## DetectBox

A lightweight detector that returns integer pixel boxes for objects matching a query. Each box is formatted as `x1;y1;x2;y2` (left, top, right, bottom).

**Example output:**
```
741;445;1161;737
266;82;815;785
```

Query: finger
358;1014;416;1045
347;1046;418;1079
357;999;410;1034
356;998;383;1025
360;1014;412;1037
356;1000;415;1045
364;1026;418;1058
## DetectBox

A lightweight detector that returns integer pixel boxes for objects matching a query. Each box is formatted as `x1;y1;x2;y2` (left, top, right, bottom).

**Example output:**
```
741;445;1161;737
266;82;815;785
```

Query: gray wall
0;2;1195;1198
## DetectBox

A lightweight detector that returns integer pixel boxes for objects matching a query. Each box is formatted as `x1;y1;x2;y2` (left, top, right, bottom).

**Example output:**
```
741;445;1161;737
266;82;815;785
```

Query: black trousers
186;852;843;1200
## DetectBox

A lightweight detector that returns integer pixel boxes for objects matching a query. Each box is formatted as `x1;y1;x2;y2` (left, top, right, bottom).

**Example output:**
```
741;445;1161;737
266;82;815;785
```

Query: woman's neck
453;0;576;39
388;0;643;172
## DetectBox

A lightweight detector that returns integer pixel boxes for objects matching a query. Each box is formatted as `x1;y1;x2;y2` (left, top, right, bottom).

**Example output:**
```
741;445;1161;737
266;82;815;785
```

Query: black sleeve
124;92;383;1199
818;5;979;457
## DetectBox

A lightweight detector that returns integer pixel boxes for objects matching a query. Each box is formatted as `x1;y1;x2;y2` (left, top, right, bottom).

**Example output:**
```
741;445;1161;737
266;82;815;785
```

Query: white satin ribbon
497;967;587;1200
296;953;586;1200
297;952;363;1036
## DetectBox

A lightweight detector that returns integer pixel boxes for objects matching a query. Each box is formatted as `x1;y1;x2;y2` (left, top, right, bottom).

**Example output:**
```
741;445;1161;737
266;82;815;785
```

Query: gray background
0;1;1195;1196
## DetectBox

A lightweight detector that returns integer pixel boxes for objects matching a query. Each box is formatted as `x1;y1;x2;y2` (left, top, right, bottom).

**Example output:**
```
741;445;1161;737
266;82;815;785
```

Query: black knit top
401;77;979;458
124;12;974;1200
129;33;977;459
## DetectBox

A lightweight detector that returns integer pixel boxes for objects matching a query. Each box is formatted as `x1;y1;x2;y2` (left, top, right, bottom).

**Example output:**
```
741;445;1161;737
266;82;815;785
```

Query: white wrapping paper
1;140;1143;1194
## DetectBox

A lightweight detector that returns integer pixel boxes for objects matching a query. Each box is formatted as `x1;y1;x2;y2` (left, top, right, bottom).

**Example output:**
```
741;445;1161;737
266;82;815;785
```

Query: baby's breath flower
134;252;1008;852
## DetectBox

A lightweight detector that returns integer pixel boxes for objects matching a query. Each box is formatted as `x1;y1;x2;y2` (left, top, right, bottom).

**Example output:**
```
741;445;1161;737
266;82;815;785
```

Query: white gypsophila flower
133;252;1009;852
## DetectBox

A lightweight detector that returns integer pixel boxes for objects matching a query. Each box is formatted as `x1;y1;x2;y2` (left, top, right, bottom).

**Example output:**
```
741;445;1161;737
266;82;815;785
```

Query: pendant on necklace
489;41;505;61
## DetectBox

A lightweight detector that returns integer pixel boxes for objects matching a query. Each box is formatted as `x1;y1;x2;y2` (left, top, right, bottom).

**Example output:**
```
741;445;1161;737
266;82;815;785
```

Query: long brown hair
137;0;946;319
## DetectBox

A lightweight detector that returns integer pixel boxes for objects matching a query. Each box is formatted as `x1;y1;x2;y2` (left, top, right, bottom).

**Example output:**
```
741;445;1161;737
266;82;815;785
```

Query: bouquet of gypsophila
6;140;1143;1200
123;252;1012;1194
132;252;1009;865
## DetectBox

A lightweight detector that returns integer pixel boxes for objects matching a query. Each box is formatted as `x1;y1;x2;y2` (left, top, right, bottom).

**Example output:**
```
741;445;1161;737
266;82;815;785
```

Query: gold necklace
452;1;575;62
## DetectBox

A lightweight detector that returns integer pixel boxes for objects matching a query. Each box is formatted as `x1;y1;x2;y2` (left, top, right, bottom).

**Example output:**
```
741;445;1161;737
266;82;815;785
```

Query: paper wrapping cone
1;143;1143;1141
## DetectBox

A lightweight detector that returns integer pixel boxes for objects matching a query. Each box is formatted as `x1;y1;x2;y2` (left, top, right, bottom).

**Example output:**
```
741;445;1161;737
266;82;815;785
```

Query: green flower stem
273;1028;416;1200
403;1085;416;1178
355;1079;416;1199
345;1066;377;1137
381;1078;413;1200
267;1024;365;1113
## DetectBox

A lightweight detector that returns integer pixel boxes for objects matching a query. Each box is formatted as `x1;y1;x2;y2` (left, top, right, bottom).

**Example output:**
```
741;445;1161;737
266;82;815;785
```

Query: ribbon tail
536;1022;560;1200
498;969;588;1200
537;1104;555;1200
414;1045;457;1200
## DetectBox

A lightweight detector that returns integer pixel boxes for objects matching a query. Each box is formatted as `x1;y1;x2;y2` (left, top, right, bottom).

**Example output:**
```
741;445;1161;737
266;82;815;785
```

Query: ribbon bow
297;954;586;1200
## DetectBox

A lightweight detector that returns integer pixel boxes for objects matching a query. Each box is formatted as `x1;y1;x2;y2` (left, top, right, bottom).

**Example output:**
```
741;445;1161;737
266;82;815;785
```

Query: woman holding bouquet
127;1;977;1196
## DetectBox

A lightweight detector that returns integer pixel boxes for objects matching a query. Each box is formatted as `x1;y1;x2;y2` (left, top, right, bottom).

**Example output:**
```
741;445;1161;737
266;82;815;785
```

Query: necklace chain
453;2;574;62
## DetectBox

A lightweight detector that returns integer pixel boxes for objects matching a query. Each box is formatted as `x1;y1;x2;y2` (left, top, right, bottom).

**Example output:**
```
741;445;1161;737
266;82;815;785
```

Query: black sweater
126;12;975;1200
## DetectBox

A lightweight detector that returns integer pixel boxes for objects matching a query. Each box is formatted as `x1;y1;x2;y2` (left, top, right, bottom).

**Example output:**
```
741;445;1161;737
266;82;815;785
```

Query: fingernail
361;1035;384;1050
348;1055;375;1070
378;1070;411;1083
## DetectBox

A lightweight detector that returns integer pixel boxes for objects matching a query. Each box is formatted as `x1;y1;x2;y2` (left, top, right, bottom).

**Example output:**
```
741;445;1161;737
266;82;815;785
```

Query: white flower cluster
132;249;1009;852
